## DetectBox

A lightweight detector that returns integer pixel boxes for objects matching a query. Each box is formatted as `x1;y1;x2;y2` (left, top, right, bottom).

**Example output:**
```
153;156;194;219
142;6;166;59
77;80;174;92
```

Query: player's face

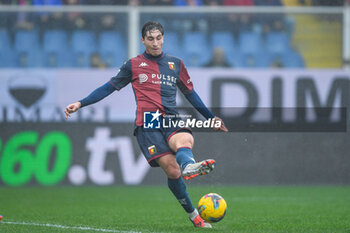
141;30;164;56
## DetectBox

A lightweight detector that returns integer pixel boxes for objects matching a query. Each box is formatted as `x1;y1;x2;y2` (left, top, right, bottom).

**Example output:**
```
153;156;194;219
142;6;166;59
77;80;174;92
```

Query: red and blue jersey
109;52;194;126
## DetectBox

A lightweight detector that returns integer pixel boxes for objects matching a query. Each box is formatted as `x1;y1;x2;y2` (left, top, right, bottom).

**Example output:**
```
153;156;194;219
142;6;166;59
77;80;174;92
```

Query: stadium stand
71;30;96;67
238;31;263;55
162;31;182;58
0;29;16;67
211;31;237;54
265;31;291;56
14;30;40;53
0;0;331;68
98;31;127;67
42;30;70;67
13;29;44;67
183;31;211;66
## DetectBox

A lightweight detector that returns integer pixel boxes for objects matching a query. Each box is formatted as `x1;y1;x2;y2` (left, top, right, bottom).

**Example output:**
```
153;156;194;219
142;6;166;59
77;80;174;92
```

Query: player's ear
141;36;145;45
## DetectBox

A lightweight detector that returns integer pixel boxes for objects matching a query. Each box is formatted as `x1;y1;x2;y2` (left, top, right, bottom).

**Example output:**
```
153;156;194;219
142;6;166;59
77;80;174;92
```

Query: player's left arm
184;90;228;132
177;61;228;132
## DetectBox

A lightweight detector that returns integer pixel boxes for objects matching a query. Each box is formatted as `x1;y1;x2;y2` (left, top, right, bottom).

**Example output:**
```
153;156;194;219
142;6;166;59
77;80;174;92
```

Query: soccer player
65;21;228;228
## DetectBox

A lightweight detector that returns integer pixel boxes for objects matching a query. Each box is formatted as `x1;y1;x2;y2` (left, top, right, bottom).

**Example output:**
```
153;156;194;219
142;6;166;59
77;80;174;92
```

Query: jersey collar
142;51;164;61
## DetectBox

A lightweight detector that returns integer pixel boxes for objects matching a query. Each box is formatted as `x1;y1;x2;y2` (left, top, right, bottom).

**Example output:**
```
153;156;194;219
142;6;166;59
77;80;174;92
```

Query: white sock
188;208;199;221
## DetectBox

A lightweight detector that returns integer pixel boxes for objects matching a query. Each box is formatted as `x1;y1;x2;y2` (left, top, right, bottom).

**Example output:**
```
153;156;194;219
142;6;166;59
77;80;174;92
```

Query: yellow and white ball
198;193;227;223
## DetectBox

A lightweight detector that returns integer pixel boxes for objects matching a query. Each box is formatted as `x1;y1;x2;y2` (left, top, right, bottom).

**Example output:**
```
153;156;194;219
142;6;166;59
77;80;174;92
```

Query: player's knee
169;132;194;151
176;139;193;151
165;163;181;179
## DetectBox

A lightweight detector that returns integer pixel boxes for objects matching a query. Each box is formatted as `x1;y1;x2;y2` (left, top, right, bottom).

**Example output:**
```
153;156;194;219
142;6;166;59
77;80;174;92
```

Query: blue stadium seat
0;29;11;51
71;30;96;67
16;49;44;68
14;30;40;53
139;39;144;54
211;31;239;67
226;51;243;67
43;30;68;53
163;31;182;58
281;50;304;68
211;31;236;53
13;30;44;67
266;31;291;56
98;31;127;67
183;32;210;66
0;48;16;67
42;30;71;67
237;50;269;68
238;31;263;55
71;30;96;53
0;29;15;67
43;50;73;67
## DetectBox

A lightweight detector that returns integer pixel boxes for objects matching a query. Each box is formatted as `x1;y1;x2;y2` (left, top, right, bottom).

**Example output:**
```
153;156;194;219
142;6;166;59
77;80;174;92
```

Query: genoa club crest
148;145;157;155
168;62;175;70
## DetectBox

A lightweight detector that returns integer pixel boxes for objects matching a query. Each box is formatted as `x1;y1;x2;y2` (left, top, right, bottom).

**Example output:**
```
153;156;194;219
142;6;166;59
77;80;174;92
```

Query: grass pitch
0;186;349;233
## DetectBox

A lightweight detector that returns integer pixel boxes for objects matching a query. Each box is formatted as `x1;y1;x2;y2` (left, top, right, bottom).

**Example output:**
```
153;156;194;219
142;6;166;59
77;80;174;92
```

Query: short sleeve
177;60;194;94
109;60;132;90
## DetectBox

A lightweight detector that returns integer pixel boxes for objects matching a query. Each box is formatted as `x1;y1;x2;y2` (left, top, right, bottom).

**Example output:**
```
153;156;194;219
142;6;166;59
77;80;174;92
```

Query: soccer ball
197;193;227;223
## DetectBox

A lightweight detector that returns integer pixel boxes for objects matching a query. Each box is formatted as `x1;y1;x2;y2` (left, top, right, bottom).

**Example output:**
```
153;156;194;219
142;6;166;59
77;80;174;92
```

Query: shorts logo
148;145;157;155
168;62;175;70
139;74;148;83
143;110;161;129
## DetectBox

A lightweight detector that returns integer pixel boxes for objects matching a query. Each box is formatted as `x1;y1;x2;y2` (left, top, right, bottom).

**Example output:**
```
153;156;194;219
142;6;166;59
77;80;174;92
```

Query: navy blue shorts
135;126;192;167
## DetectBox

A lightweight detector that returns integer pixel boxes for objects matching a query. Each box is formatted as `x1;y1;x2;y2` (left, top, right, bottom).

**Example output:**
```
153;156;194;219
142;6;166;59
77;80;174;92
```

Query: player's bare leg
157;154;211;228
168;132;215;180
157;153;182;179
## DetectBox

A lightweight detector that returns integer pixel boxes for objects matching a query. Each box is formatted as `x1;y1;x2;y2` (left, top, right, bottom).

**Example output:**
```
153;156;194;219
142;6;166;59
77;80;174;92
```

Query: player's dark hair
141;21;164;38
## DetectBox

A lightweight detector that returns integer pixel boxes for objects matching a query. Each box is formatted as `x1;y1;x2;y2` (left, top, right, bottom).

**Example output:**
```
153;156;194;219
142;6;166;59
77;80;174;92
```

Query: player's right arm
64;60;132;119
64;82;116;118
64;101;81;118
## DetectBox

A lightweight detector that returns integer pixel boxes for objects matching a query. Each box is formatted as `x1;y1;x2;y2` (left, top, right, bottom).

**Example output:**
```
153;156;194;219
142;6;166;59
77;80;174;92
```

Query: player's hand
212;116;228;132
64;102;81;119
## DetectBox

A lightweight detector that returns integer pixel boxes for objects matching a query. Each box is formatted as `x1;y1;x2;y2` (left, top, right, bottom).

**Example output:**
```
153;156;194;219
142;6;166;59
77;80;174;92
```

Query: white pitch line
1;221;142;233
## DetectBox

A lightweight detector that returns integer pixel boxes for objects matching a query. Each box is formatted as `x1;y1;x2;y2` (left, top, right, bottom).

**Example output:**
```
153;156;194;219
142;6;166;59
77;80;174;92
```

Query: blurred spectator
129;0;141;6
174;0;203;5
253;0;285;34
173;0;207;32
84;0;128;4
204;47;231;67
33;0;62;5
100;14;117;30
32;0;63;35
143;0;173;5
224;0;254;33
41;11;66;30
208;0;254;35
15;0;35;30
90;52;106;68
0;1;16;33
204;0;222;5
223;0;253;5
269;58;283;68
312;0;344;21
311;0;344;6
253;0;282;5
0;0;12;4
64;0;90;31
47;52;59;67
87;13;118;33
